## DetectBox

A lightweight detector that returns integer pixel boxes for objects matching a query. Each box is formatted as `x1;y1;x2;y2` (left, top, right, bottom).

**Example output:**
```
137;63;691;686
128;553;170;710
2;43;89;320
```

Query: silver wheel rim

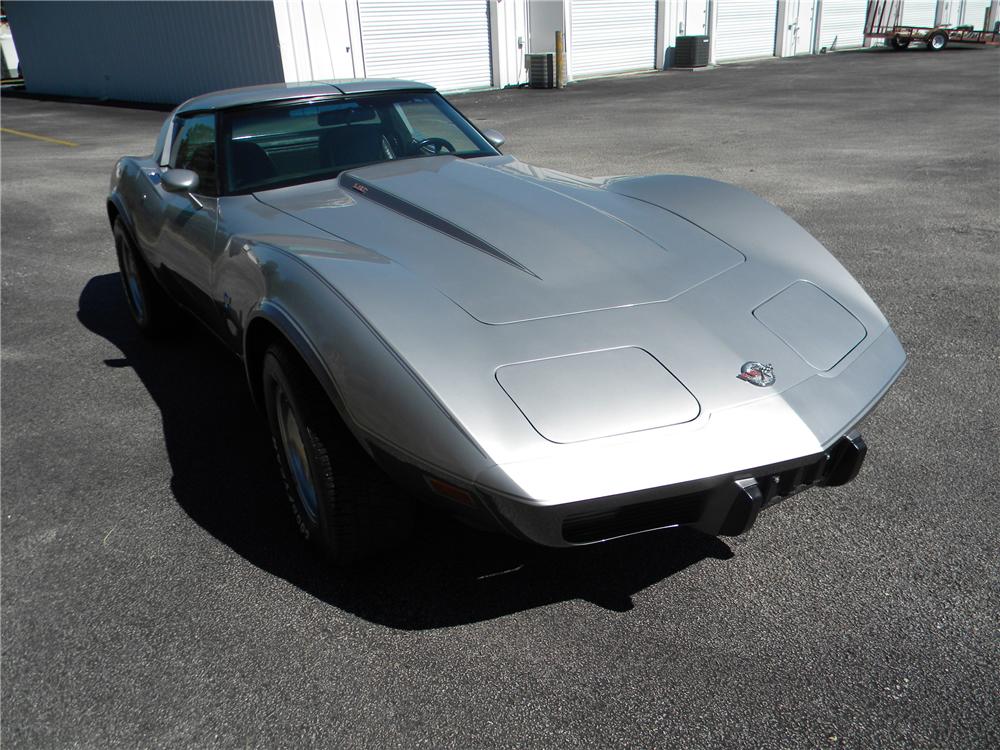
932;35;945;49
276;389;319;522
121;243;146;321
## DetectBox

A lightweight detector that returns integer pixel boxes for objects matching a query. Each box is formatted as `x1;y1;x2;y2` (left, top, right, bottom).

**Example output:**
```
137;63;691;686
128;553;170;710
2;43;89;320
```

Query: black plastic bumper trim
560;432;870;544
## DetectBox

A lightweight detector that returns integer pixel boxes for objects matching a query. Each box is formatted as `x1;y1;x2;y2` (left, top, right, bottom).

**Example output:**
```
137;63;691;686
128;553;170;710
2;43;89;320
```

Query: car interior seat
320;124;390;169
183;143;219;194
229;141;277;190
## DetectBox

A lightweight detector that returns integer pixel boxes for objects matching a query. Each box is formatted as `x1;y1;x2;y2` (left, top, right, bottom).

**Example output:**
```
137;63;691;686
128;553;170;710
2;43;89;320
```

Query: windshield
220;91;497;194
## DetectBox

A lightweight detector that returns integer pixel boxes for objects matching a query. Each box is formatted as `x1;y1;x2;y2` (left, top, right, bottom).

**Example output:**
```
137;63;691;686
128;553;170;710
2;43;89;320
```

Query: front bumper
477;431;868;547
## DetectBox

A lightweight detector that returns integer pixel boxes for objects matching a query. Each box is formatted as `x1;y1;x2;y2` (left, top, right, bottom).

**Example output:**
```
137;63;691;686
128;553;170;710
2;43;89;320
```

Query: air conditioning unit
675;35;710;68
525;53;555;89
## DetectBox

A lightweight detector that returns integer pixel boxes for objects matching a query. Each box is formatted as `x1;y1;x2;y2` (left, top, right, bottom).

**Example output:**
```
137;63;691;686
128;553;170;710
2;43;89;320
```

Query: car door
150;112;225;332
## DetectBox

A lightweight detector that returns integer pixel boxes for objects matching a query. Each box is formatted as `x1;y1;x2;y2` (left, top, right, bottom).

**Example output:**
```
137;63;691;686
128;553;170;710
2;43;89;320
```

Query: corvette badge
737;361;775;387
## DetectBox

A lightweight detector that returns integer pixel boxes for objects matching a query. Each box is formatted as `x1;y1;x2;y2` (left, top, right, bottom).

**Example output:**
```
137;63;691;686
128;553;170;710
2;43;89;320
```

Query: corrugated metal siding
357;1;492;92
714;1;778;61
5;0;284;104
819;0;869;49
569;0;657;79
900;0;938;26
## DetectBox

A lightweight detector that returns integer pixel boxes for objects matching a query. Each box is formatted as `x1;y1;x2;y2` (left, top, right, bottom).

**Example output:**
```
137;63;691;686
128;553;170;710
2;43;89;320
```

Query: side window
153;116;172;164
169;114;217;195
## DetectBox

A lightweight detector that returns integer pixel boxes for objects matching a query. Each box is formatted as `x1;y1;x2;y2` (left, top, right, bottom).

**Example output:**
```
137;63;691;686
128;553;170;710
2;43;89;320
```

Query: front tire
113;219;179;336
261;343;413;564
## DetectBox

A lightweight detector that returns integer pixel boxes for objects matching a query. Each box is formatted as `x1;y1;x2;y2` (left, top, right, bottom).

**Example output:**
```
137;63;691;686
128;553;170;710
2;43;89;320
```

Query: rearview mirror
482;128;505;149
161;168;200;193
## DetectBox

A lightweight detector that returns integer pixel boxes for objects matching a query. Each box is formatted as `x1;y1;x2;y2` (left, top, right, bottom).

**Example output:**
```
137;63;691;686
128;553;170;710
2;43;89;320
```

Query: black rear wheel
890;35;910;50
261;343;413;563
113;219;181;336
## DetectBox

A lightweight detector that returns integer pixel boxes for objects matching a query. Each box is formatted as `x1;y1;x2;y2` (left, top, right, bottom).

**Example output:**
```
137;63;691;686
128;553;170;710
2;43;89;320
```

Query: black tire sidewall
261;347;337;553
114;220;153;331
260;344;414;563
113;218;182;336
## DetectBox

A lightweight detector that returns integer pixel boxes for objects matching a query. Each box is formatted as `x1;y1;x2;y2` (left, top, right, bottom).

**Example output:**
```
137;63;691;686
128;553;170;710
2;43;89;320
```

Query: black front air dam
478;431;870;547
714;431;868;537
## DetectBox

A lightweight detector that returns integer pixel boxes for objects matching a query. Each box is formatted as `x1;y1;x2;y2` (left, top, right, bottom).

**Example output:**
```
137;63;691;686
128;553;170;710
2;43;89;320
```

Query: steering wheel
414;137;457;155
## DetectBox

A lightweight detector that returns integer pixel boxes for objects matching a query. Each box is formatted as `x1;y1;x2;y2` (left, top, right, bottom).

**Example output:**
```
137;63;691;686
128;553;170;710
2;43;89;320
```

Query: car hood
240;158;903;493
255;155;744;324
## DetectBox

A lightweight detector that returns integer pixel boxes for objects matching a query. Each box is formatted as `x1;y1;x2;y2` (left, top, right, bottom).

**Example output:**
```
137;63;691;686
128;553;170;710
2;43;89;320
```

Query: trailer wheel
890;35;910;50
926;31;948;50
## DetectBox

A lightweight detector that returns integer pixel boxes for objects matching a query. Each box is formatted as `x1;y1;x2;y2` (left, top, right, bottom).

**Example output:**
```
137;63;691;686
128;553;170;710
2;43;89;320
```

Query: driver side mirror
482;128;505;149
161;168;200;194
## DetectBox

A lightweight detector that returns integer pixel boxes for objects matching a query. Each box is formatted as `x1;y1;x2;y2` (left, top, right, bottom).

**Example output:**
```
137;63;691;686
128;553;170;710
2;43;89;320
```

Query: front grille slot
757;453;834;509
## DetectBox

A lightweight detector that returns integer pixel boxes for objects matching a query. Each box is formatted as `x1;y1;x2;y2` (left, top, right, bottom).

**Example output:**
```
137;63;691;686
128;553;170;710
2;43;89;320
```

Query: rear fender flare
107;193;139;247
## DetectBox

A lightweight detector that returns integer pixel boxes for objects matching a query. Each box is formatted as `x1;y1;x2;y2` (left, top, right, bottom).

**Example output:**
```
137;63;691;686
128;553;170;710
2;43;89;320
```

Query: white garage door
961;0;989;28
900;0;938;26
714;0;778;62
818;0;869;50
357;1;492;92
569;0;657;78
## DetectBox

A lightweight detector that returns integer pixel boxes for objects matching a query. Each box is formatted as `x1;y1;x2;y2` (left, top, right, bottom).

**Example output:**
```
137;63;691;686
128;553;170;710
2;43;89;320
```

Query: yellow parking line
0;127;78;147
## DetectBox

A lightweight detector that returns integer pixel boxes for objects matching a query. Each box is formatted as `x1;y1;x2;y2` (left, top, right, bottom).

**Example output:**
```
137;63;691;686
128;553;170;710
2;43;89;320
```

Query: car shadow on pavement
79;273;734;629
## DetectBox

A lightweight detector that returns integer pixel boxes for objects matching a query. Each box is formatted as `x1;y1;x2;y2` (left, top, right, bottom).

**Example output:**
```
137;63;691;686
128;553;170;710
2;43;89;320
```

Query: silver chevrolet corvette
108;79;906;562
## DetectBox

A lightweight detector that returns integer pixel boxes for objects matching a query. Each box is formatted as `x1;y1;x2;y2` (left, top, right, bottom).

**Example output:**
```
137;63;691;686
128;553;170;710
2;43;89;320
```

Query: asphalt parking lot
2;47;998;748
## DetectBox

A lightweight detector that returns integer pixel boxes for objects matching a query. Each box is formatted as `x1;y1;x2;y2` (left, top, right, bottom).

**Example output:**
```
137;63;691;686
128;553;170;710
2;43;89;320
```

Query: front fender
245;299;344;413
238;241;493;485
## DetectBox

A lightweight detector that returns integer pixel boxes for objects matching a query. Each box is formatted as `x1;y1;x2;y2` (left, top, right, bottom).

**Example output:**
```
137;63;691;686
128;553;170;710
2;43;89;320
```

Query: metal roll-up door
714;1;778;62
569;0;657;79
961;0;989;28
357;1;492;92
818;0;869;50
900;0;938;26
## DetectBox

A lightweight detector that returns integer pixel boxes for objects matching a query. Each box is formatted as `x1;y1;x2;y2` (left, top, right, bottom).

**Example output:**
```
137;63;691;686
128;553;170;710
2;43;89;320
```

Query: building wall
7;0;993;104
272;0;365;81
496;0;530;87
528;0;565;53
6;0;284;103
273;1;515;92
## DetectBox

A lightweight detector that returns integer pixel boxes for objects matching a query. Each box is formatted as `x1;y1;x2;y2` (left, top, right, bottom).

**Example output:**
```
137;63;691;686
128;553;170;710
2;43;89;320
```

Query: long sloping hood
255;155;744;324
239;158;904;502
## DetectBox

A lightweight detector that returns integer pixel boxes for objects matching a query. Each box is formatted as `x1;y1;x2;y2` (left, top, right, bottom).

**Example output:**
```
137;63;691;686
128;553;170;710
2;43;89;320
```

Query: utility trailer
865;0;1000;51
